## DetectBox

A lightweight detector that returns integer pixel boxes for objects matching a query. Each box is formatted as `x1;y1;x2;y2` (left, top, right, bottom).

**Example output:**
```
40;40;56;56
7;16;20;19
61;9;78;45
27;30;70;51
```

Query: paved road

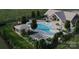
0;36;9;49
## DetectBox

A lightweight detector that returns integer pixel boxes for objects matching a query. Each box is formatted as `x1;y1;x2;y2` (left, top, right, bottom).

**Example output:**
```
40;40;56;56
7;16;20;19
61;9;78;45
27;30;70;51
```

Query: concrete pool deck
14;20;60;40
30;21;59;40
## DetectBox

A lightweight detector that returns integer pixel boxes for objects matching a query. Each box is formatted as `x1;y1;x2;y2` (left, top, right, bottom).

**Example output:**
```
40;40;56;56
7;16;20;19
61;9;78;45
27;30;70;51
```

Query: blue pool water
37;23;53;34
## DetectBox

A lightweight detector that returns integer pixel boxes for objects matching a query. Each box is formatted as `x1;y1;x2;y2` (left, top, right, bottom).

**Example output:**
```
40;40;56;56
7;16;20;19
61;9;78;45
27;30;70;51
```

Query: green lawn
0;36;9;48
0;24;36;48
0;9;47;22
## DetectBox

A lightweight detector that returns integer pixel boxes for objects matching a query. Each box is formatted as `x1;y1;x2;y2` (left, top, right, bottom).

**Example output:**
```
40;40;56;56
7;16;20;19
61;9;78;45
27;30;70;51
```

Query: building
14;23;31;34
44;9;79;32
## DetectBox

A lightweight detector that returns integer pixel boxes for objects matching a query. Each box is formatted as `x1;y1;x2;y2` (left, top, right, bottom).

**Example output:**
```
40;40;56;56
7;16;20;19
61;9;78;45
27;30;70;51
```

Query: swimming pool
36;22;53;35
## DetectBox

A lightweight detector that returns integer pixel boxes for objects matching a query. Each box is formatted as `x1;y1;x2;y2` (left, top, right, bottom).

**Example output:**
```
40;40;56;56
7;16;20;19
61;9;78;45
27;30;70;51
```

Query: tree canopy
52;32;63;48
31;19;37;30
31;11;36;18
74;20;79;33
21;16;29;24
37;11;41;18
64;20;70;32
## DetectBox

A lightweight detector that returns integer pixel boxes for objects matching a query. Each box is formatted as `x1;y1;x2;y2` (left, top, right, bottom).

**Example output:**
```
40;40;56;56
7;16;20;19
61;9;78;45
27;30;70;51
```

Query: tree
37;11;41;18
39;39;47;49
35;40;39;49
31;19;37;30
52;32;63;48
21;16;26;24
62;33;72;41
64;20;70;32
31;11;36;18
26;16;29;22
21;16;29;24
74;20;79;33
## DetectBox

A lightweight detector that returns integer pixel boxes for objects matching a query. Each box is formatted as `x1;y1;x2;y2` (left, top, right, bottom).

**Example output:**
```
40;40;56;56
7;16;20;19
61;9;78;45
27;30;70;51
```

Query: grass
67;34;79;48
56;34;79;49
0;24;36;48
0;9;47;48
0;37;9;48
0;9;47;22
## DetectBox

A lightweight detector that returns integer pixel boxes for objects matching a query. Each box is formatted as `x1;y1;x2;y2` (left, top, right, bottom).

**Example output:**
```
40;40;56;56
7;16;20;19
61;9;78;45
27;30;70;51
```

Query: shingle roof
64;11;77;21
55;11;66;22
70;11;79;15
44;9;61;16
45;9;77;22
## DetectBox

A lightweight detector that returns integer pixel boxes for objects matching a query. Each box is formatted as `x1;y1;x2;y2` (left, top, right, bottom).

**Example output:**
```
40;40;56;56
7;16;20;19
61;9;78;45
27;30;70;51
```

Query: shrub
21;29;26;36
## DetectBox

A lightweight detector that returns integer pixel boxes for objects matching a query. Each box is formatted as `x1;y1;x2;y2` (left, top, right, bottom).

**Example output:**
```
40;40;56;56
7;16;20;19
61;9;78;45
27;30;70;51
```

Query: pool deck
30;33;48;40
14;20;60;40
30;21;59;40
30;30;51;40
